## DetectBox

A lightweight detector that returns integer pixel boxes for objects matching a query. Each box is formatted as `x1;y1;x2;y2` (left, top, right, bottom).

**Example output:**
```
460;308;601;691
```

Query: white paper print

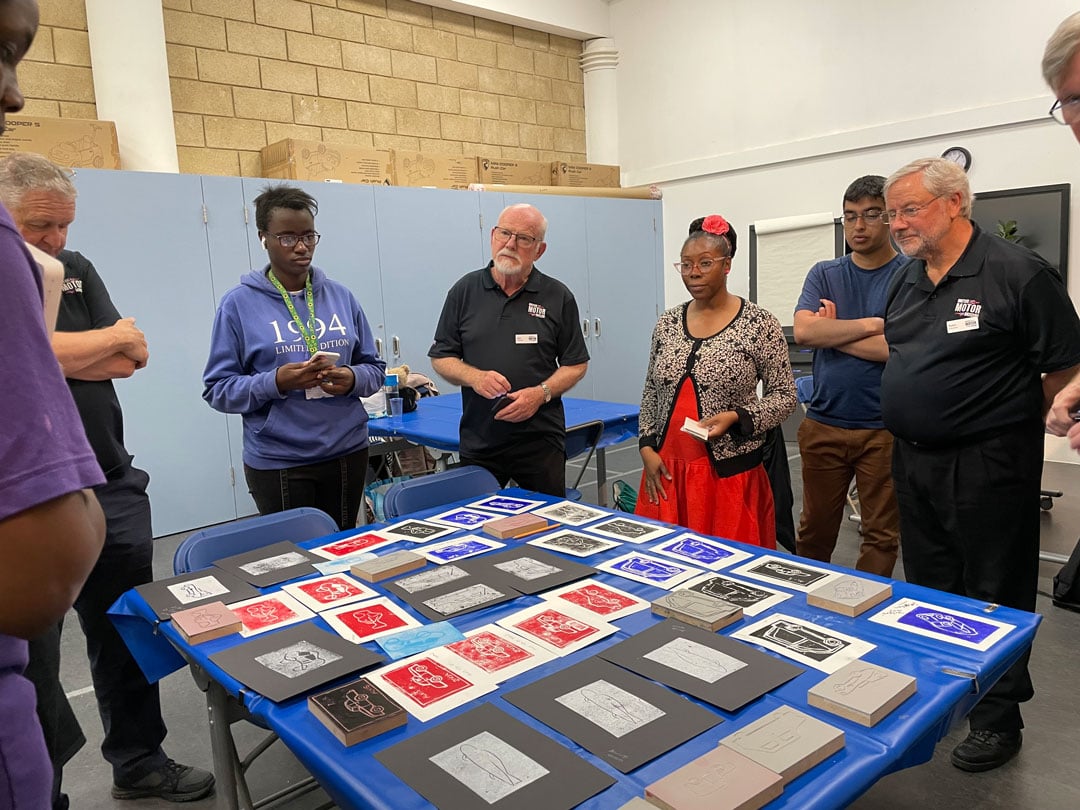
394;565;470;593
376;519;458;543
494;557;562;581
583;516;674;545
650;533;753;571
426;507;503;530
529;500;608;527
238;551;309;576
280;573;377;612
423;584;508;616
430;731;548;803
732;613;876;673
541;579;649;621
643;637;748;683
228;592;315;637
595;552;702;589
556;679;665;737
416;535;505;564
526;529;621;558
868;597;1015;651
729;555;841;592
167;576;229;604
467;496;546;515
681;573;792;616
254;640;342;678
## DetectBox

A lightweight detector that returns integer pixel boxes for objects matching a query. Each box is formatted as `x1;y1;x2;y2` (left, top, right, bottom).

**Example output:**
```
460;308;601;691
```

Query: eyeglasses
268;232;320;248
493;226;539;248
673;257;730;275
841;210;885;225
882;196;942;224
1050;97;1080;125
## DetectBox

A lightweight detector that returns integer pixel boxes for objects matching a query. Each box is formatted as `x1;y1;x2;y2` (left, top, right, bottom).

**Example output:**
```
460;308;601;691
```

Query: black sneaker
111;759;215;802
950;729;1023;772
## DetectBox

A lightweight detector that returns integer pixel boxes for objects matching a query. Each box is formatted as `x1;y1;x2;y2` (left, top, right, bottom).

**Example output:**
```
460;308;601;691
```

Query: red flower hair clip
701;215;730;236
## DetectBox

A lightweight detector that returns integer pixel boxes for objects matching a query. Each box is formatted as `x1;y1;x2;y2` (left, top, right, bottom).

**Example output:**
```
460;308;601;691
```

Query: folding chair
382;465;500;518
794;374;861;524
564;419;605;502
173;507;339;810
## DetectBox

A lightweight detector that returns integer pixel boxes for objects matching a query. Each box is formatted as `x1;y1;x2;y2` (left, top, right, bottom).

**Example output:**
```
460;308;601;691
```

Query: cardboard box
476;157;550;186
392;151;477;190
0;116;120;169
550;160;620;188
260;139;393;185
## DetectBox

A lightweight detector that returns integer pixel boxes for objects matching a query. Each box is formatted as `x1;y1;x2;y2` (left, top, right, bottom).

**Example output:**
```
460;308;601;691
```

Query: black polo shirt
56;250;132;477
881;223;1080;445
429;262;590;456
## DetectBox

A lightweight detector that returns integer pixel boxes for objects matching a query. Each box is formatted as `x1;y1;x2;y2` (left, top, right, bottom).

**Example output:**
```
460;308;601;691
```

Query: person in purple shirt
0;1;107;805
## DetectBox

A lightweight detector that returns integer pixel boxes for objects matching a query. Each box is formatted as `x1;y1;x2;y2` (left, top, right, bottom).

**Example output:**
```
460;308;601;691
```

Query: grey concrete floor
56;439;1080;809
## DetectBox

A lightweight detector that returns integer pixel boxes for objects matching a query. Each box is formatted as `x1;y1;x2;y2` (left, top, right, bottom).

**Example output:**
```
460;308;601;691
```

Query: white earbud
260;237;267;249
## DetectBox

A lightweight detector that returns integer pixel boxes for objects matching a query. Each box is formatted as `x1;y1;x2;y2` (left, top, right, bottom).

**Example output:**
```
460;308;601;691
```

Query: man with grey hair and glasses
881;157;1080;772
1041;13;1080;447
0;152;214;804
429;203;589;495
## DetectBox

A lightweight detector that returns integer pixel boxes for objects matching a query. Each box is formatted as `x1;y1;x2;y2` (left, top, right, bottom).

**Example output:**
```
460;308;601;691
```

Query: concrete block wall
20;0;587;178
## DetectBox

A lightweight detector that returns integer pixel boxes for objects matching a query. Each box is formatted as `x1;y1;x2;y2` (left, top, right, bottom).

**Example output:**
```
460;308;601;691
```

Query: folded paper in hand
680;417;710;441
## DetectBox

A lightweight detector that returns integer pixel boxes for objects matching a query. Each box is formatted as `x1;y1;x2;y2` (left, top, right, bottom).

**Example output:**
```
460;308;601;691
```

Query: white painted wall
607;0;1080;303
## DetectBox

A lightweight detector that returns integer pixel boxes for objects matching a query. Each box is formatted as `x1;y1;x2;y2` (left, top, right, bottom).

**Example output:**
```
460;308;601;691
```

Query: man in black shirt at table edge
880;156;1080;773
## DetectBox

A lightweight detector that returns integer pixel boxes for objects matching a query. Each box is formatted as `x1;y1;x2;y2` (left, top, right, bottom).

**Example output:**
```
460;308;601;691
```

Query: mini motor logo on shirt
954;298;981;317
61;278;83;294
527;302;546;319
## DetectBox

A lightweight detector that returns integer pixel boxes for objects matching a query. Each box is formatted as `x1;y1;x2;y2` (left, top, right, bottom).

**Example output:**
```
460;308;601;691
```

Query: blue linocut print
898;606;1000;644
477;497;535;512
614;556;684;582
660;537;734;565
437;509;495;527
430;540;493;563
376;622;467;660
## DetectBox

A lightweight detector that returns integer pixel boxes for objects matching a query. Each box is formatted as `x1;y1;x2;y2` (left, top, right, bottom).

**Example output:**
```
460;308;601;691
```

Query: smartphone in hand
490;394;512;417
309;350;341;366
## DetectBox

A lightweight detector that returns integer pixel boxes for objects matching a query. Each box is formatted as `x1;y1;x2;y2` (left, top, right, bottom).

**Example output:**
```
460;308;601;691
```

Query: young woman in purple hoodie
203;184;386;529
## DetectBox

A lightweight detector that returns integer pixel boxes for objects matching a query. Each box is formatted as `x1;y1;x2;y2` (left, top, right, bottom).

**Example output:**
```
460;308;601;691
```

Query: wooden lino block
482;513;551;540
617;799;656;810
806;575;892;617
651;590;743;632
350;551;425;583
170;601;241;644
645;746;783;810
807;660;917;727
719;705;844;785
308;677;406;746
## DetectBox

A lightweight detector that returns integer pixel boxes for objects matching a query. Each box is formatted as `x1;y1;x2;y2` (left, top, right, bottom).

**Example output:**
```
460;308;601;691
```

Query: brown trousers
795;417;900;577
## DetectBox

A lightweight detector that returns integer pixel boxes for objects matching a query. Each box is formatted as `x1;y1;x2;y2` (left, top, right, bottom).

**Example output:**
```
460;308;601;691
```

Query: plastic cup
389;396;403;418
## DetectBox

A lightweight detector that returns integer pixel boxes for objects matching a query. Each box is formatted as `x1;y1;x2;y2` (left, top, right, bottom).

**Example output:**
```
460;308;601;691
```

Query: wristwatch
540;382;552;403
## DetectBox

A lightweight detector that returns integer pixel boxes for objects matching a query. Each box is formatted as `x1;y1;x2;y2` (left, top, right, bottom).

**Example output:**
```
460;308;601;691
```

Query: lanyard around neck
268;269;319;355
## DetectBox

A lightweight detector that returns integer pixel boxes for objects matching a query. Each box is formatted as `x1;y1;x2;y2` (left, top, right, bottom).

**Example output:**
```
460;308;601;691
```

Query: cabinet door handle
582;318;590;338
392;336;400;358
375;337;383;358
594;318;601;337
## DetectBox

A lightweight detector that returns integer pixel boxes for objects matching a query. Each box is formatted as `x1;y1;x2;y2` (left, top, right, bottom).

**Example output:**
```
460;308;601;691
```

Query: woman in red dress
636;215;796;547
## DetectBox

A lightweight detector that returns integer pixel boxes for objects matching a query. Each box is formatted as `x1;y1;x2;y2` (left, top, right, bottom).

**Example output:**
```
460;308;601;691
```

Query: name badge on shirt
946;316;979;334
515;334;538;344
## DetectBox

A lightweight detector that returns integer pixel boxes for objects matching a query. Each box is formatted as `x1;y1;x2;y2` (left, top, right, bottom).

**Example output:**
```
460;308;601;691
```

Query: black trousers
892;425;1042;732
762;425;796;552
28;464;168;795
245;447;370;530
462;434;566;497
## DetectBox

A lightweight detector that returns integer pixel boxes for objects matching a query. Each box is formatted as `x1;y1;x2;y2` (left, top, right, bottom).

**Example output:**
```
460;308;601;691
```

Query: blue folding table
110;490;1040;810
367;394;640;506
